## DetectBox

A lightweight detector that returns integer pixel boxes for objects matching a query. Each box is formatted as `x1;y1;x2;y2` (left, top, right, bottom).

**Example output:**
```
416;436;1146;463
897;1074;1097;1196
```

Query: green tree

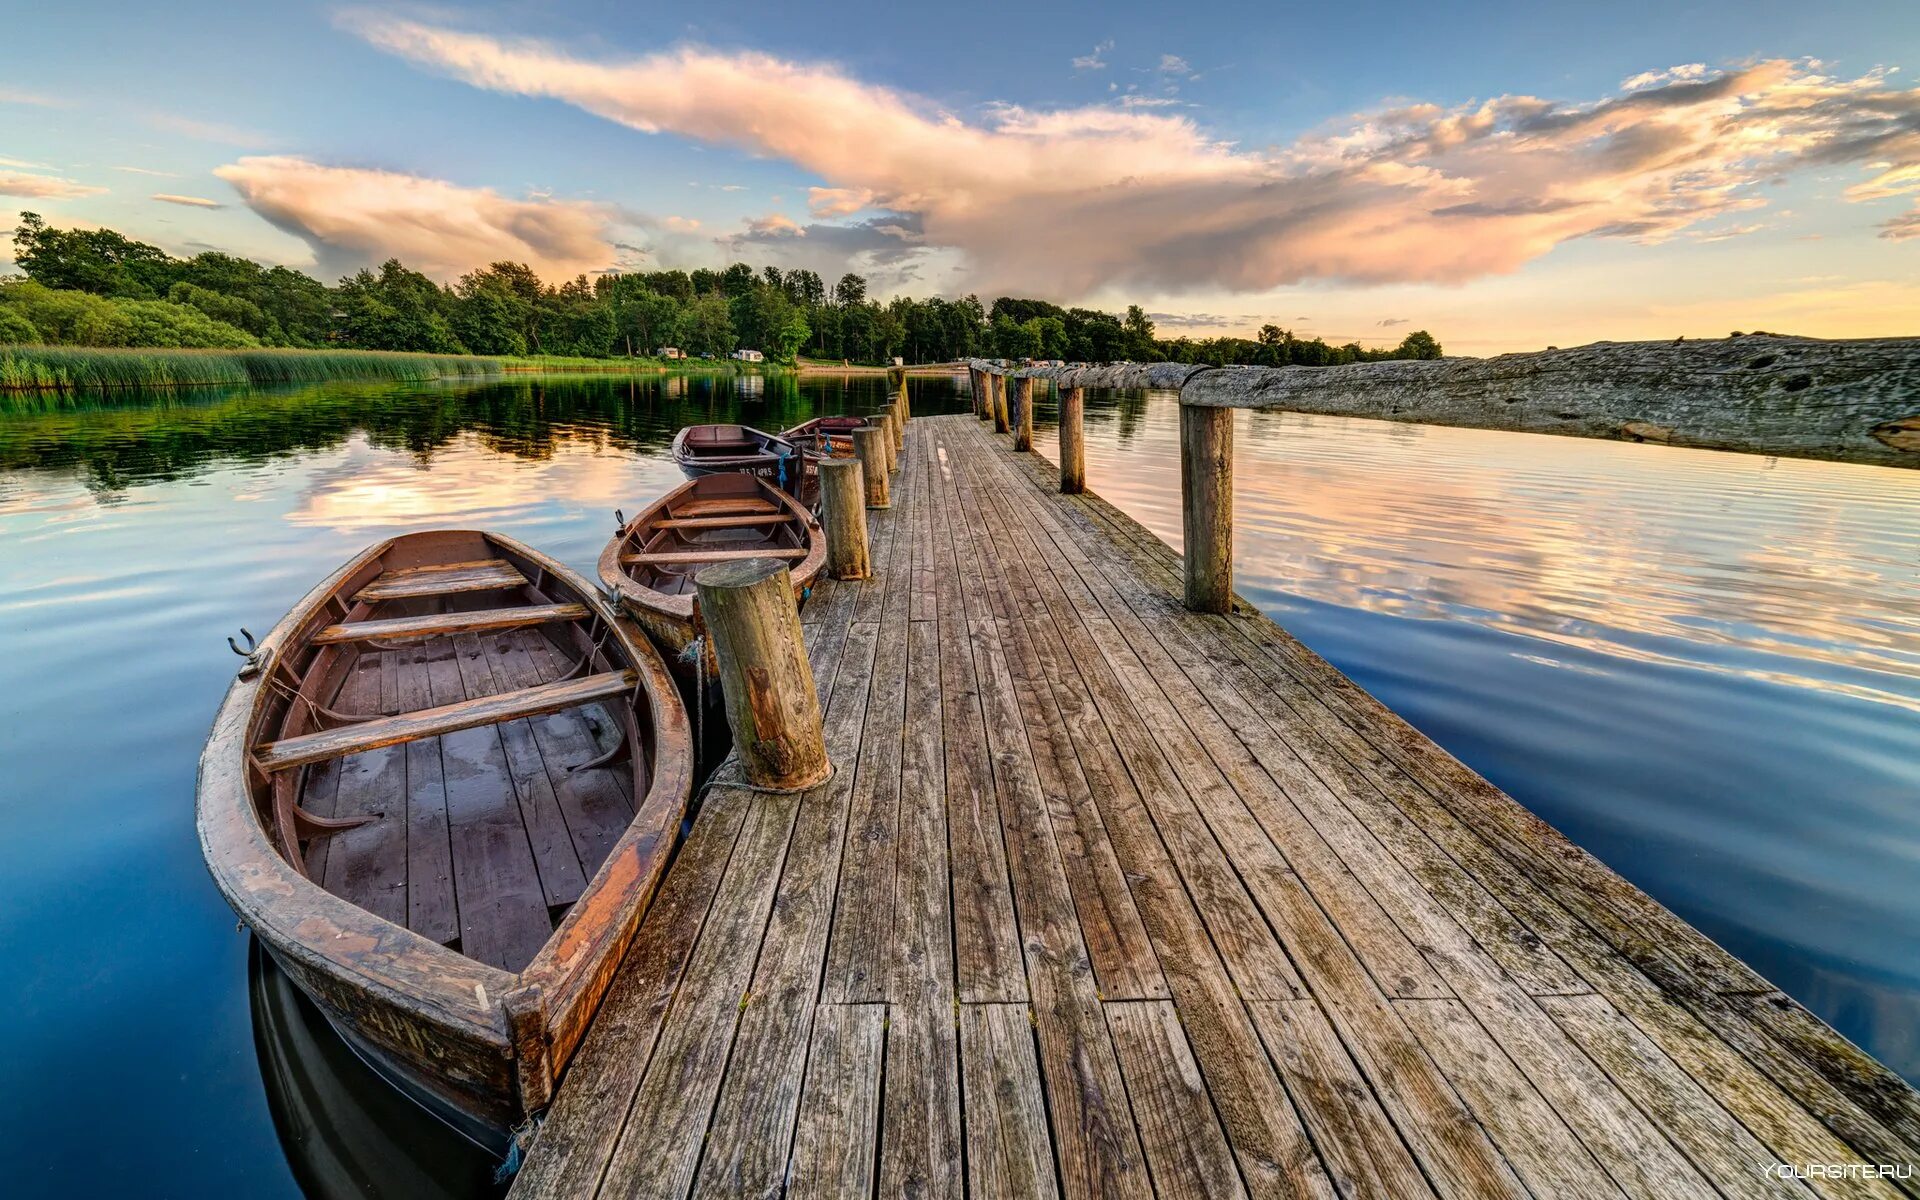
1394;329;1442;360
833;273;867;307
683;293;736;357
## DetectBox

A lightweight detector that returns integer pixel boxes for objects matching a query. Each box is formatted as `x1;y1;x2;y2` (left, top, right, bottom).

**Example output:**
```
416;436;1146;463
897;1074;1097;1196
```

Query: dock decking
512;413;1920;1199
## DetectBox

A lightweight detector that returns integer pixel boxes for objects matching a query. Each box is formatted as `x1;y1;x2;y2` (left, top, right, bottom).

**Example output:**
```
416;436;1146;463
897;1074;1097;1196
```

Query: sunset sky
3;0;1918;353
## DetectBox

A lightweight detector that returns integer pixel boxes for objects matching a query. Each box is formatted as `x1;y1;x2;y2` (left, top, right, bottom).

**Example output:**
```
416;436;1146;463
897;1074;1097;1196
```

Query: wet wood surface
512;414;1920;1199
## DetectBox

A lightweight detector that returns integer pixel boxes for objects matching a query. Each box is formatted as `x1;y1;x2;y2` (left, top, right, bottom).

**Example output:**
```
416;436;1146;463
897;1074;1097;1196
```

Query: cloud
152;193;224;209
744;212;803;237
213;156;617;280
115;165;179;177
661;215;701;232
0;171;105;199
344;14;1920;297
1073;40;1112;72
1157;54;1192;77
0;88;59;107
809;186;872;217
0;155;55;170
1377;317;1410;327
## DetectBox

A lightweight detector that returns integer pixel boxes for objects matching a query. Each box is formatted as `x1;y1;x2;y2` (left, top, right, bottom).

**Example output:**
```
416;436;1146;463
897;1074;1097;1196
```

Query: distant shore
796;358;967;377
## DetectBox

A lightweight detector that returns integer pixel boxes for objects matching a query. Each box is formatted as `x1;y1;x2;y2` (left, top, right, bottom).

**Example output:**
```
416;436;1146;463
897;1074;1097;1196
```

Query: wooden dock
511;412;1920;1199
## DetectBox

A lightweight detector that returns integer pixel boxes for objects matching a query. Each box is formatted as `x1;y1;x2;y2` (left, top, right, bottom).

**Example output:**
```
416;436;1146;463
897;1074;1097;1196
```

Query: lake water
0;373;1914;1197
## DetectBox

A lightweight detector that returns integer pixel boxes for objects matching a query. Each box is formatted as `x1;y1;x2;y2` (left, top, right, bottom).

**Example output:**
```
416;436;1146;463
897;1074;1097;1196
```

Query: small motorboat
199;530;693;1149
669;424;804;496
598;473;824;679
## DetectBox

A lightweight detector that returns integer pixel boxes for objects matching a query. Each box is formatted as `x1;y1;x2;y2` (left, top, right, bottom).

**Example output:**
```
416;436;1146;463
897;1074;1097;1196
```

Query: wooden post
1059;385;1085;493
883;401;903;459
891;369;911;420
1011;376;1034;451
975;368;992;422
817;458;870;579
1180;403;1233;613
694;558;830;792
992;373;1010;434
853;426;891;508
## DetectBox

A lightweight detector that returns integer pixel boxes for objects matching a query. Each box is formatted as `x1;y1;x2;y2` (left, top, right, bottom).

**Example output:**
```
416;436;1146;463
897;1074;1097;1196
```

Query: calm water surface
0;373;1915;1197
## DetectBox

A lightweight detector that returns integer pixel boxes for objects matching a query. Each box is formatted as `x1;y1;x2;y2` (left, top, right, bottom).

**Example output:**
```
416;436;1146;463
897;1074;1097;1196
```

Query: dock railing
974;335;1920;614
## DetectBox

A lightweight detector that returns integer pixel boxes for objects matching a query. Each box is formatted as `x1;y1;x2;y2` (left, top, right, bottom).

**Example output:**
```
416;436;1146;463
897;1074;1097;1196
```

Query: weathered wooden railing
974;335;1920;613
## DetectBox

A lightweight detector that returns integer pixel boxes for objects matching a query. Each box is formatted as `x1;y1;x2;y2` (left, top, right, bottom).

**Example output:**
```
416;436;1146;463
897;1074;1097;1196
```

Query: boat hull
199;531;694;1140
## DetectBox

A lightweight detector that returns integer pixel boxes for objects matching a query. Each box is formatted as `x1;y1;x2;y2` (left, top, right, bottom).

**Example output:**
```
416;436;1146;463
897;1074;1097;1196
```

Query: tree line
3;211;1442;364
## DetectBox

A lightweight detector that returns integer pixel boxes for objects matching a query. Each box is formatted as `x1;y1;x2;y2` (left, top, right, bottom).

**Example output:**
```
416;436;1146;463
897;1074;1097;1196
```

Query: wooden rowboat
198;530;693;1150
598;474;824;678
778;414;869;461
669;423;804;495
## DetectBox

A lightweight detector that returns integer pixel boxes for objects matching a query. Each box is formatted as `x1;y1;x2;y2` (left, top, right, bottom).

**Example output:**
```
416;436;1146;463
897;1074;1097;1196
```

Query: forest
2;212;1442;366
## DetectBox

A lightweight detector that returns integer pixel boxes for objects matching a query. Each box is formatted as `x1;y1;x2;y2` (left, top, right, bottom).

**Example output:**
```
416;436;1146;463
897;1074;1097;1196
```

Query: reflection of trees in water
0;373;965;499
1078;388;1153;449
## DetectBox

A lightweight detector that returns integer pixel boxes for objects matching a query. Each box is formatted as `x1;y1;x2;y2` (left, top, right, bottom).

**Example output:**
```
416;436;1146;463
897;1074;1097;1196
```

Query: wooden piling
975;368;992;422
884;402;903;460
852;426;891;509
993;372;1010;434
1011;376;1034;451
1059;385;1085;493
1180;403;1233;613
816;458;871;580
891;369;911;420
693;558;830;792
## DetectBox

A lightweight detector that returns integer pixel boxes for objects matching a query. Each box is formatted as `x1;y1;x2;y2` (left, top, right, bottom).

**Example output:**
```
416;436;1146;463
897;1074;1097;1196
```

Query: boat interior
679;424;776;461
616;474;811;599
245;532;647;974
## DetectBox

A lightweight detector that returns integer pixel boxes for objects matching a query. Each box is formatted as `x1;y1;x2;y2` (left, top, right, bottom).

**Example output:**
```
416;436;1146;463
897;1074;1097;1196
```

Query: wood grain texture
510;416;1920;1200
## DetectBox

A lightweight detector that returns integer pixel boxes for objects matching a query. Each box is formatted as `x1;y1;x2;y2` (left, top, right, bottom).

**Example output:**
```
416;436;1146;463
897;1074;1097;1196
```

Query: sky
2;0;1918;353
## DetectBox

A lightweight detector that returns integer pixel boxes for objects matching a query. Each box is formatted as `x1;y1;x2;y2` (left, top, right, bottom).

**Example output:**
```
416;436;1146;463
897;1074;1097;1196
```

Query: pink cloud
0;170;105;199
213;156;617;280
342;13;1920;295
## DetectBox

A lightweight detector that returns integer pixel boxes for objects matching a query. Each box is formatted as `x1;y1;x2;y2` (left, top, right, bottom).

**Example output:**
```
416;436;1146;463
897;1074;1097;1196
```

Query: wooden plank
654;513;798;529
591;790;804;1199
671;497;780;517
317;650;407;927
930;429;1026;1004
433;635;552;973
956;438;1168;1002
619;547;809;565
394;640;457;945
255;670;636;771
687;616;882;1200
1106;1001;1248;1200
1394;997;1626;1200
354;559;527;602
508;630;636;873
474;633;591;908
312;603;588;645
1247;1000;1440;1200
960;1004;1064;1200
1538;994;1813;1200
787;1005;886;1200
507;790;754;1198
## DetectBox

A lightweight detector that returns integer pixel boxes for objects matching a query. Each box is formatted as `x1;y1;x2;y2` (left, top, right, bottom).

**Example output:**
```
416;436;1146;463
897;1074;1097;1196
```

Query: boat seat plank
355;559;529;602
670;499;781;518
620;548;809;566
653;514;798;531
313;603;590;645
256;670;636;772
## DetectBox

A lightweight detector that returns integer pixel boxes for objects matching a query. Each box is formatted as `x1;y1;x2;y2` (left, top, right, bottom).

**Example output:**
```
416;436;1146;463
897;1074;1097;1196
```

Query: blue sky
4;0;1918;351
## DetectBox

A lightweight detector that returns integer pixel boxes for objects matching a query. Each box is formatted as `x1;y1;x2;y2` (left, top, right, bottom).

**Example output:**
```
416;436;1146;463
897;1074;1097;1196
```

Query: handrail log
974;335;1920;469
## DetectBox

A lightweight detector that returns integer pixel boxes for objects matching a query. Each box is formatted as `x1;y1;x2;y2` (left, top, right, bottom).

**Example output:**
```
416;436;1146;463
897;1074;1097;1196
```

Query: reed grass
0;346;503;391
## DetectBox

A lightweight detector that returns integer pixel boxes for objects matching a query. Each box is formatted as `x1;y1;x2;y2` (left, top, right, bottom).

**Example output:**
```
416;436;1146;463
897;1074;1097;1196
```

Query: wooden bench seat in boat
353;558;528;602
652;513;796;530
618;547;811;566
311;602;590;645
254;670;636;771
